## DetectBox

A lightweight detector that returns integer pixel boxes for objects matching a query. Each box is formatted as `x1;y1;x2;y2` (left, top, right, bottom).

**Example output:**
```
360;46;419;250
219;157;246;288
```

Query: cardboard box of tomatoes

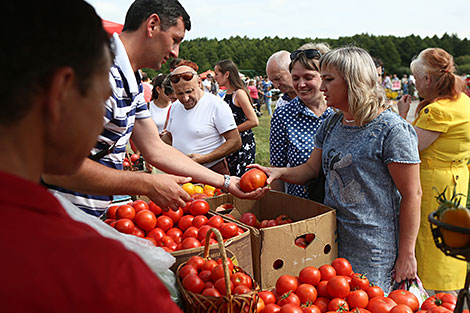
206;190;338;290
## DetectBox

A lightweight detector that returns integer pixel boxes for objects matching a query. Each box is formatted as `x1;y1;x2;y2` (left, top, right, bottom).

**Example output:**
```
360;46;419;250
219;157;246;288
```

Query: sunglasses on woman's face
290;49;322;60
169;71;197;84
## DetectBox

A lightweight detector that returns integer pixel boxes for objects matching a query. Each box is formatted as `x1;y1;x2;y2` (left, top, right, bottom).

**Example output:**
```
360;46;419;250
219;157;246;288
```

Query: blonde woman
250;47;421;292
398;48;470;295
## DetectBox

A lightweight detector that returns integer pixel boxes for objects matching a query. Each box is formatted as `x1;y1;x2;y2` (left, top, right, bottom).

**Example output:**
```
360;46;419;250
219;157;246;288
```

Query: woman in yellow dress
398;48;470;294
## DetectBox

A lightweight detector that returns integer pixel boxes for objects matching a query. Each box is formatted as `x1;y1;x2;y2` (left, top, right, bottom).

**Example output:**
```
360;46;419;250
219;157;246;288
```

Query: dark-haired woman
398;48;470;295
149;74;174;135
214;59;259;176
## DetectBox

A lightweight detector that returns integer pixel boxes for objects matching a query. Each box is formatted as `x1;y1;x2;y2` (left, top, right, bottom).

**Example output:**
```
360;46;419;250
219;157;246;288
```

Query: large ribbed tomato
239;169;267;192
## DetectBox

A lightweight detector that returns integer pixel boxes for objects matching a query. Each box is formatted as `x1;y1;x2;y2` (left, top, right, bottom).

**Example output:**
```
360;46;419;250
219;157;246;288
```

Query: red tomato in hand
134;210;157;231
276;275;299;295
299;266;321;286
189;199;210;215
331;258;353;276
239;168;268;192
388;290;419;312
240;212;258;227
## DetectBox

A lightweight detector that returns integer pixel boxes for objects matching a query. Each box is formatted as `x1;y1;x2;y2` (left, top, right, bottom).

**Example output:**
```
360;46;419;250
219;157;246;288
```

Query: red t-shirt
0;171;182;313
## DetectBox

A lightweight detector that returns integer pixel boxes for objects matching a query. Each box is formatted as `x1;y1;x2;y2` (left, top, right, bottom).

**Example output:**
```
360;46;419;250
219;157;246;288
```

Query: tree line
144;33;470;78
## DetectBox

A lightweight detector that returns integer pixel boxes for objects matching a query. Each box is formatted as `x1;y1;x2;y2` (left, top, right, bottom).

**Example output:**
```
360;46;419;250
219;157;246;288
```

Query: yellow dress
414;93;470;291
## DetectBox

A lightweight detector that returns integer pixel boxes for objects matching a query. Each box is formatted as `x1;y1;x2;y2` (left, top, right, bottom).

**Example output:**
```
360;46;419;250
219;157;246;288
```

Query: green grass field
252;106;272;167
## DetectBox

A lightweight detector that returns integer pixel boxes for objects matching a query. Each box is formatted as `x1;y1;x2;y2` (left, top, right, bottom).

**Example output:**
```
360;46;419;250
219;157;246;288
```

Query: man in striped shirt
44;0;267;217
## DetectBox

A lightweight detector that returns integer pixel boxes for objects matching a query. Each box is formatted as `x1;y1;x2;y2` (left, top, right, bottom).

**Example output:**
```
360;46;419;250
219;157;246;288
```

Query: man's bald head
170;65;203;109
266;50;296;98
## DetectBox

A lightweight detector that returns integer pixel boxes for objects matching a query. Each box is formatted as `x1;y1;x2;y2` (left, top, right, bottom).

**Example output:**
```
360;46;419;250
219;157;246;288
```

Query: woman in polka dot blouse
269;43;334;198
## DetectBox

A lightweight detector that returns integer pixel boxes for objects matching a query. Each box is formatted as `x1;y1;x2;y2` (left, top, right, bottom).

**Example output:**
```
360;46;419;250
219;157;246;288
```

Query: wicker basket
176;228;259;313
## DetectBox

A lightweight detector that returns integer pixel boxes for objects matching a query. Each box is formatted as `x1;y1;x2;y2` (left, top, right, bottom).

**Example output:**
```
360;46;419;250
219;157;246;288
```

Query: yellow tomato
193;185;204;194
182;182;195;196
203;184;216;197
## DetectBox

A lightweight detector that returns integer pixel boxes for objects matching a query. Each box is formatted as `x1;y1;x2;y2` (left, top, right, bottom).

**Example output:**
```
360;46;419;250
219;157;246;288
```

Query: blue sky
86;0;470;41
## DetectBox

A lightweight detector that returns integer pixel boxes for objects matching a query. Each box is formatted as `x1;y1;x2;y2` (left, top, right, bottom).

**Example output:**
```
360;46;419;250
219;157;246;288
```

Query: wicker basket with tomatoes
176;228;260;313
428;187;470;260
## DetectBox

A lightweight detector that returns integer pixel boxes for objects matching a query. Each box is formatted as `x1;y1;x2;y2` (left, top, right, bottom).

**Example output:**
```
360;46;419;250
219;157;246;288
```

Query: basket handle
203;227;233;298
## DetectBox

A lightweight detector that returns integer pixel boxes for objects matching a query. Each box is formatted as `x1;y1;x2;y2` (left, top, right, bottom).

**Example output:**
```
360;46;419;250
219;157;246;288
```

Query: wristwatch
222;174;231;193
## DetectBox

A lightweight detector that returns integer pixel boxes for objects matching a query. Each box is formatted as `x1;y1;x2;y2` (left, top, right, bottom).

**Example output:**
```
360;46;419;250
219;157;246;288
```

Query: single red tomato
134;210;157;231
231;272;252;289
259;290;276;305
216;257;235;273
114;218;134;234
305;233;315;243
187;255;205;271
295;237;308;248
275;214;293;225
202;259;218;272
180;237;201;250
183;226;199;239
264;303;282;313
366;296;397;313
351;273;370;291
314;297;330;313
240;212;258;227
104;218;116;225
214;277;234;295
267;219;277;227
192;215;209;228
303;305;322;313
163;207;183;224
116;204;136;220
421;293;456;312
279;303;303;313
211;264;226;281
276;275;299;295
106;205;119;219
156;215;173;232
299;266;321;286
239;168;268;192
296;283;318;304
130;153;140;163
427;307;453;313
159;235;175;247
367;286;385;299
207;215;224;229
148;200;162;216
166;227;183;244
182;273;204;294
328;298;350;312
277;291;301;306
331;258;353;276
132;225;145;237
201;287;222;297
131;200;149;213
259;220;270;228
219;222;239;239
181;201;192;214
348;289;369;309
388;290;419;312
189;199;210;216
178;215;194;231
233;285;252;295
327;275;350;298
389;304;414;313
178;264;198;279
198;270;212;282
197;225;216;242
318;264;336;281
316;281;329;298
147;227;165;243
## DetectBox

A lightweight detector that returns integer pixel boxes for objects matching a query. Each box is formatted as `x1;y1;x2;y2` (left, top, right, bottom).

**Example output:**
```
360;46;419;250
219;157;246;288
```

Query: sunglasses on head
290;49;322;61
169;71;197;84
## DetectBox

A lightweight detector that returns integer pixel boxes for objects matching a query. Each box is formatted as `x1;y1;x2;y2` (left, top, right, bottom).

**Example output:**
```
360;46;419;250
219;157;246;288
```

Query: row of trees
144;33;470;78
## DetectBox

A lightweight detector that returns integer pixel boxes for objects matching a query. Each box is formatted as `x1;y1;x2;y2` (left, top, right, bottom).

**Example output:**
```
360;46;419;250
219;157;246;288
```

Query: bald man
266;50;297;111
162;66;241;174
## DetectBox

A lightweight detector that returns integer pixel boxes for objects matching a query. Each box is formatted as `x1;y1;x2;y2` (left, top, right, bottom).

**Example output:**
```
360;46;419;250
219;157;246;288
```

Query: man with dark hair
0;1;182;311
44;0;266;217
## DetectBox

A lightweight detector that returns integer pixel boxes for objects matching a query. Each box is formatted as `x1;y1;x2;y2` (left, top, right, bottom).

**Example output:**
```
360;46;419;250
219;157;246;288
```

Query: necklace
344;118;355;123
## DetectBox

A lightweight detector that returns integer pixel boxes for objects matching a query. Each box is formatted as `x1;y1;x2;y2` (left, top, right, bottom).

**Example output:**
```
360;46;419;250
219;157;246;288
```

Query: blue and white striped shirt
48;33;150;216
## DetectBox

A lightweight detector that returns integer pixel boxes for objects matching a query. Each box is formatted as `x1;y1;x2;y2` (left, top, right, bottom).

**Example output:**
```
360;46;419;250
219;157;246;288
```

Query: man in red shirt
0;1;182;312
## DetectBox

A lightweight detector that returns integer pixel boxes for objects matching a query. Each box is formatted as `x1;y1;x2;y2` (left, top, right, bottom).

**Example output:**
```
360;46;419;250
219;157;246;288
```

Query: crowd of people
2;0;470;311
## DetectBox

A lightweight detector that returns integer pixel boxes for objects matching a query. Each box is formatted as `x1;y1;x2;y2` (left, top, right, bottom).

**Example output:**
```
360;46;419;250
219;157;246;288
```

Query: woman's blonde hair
410;48;466;114
319;46;388;126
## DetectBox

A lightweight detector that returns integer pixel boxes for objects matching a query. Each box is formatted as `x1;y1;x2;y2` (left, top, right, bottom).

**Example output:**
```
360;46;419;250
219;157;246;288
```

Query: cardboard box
206;190;337;290
169;213;253;277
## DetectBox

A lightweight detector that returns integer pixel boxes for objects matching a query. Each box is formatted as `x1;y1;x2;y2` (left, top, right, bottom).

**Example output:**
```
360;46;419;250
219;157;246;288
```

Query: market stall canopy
102;19;123;36
200;70;215;80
